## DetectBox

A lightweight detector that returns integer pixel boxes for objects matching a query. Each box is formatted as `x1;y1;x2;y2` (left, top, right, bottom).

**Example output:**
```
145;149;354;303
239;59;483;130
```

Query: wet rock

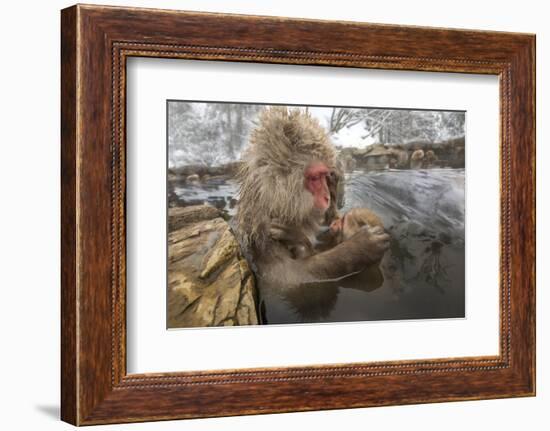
169;162;242;180
168;205;221;231
336;137;465;171
186;173;200;183
168;205;259;328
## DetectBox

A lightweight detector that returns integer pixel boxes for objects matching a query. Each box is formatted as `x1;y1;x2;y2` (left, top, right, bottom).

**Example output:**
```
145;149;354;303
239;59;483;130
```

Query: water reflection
170;177;239;216
259;265;384;324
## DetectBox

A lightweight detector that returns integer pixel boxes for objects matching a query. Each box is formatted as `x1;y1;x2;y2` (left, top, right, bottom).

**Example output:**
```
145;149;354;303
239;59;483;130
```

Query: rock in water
167;205;259;327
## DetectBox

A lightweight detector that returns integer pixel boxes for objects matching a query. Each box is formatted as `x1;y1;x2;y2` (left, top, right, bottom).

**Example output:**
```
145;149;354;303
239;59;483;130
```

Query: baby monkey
326;208;384;244
270;208;386;260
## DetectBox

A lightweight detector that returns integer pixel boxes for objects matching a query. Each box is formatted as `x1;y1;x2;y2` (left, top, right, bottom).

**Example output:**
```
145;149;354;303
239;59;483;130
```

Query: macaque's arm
301;226;389;281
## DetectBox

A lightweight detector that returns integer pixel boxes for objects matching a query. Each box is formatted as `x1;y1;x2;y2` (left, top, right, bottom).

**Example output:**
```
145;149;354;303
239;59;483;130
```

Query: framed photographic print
61;4;536;425
165;100;466;329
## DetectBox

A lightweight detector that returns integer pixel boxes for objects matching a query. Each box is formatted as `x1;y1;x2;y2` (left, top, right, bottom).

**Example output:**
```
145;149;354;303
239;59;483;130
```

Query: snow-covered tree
168;102;262;167
326;107;464;145
168;103;465;168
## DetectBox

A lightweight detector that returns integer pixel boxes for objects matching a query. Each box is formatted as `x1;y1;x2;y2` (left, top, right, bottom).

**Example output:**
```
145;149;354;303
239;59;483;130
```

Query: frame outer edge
525;35;536;396
61;4;536;424
524;34;536;395
60;5;79;426
531;34;536;396
508;35;536;395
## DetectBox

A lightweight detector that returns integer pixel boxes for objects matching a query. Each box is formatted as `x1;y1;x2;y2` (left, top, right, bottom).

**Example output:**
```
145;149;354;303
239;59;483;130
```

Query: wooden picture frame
61;4;535;425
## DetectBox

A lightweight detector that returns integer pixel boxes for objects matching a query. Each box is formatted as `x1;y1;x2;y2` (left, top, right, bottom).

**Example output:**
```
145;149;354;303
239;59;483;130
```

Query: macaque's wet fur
235;107;390;287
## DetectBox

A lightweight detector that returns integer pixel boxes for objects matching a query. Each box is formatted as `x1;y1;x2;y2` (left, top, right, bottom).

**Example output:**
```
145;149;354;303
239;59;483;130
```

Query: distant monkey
410;149;425;169
423;149;437;168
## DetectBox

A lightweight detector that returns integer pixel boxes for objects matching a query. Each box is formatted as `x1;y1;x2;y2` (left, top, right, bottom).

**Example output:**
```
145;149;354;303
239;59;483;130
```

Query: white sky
305;106;377;149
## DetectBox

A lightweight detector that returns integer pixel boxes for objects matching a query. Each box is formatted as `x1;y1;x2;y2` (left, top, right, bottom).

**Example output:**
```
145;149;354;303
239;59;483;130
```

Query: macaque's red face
305;162;331;211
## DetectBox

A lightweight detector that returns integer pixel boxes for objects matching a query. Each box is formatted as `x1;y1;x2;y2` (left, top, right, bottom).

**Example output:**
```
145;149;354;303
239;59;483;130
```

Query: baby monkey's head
329;208;384;242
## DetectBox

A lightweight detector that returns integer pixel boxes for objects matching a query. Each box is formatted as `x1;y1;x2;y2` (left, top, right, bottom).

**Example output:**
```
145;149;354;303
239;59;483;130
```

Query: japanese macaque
268;166;345;259
410;149;425;169
423;149;437;168
235;107;390;287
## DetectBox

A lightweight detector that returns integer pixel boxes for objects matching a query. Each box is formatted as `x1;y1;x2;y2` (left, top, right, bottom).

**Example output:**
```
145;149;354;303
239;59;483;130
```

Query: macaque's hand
268;221;292;242
349;225;390;263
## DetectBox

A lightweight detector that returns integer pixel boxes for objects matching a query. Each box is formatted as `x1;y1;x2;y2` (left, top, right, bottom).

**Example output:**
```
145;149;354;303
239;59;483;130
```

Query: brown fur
315;208;384;254
236;107;336;252
340;208;384;241
235;106;390;287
